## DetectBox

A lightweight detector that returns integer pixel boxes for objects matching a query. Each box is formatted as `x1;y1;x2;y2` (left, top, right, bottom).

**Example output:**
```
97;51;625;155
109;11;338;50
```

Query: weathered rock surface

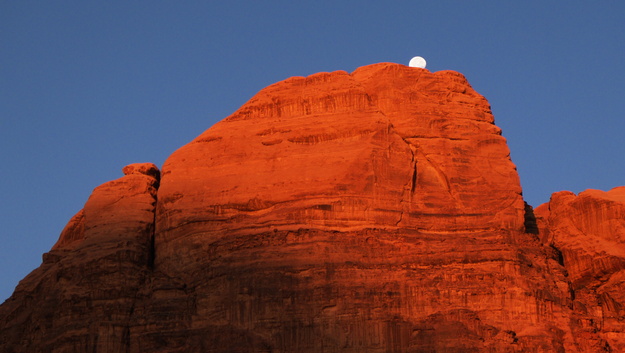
0;163;159;352
535;187;625;352
0;63;623;352
157;63;524;249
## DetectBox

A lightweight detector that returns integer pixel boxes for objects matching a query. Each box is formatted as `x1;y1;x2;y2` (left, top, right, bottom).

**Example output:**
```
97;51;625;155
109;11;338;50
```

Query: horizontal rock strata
535;187;625;351
1;63;623;352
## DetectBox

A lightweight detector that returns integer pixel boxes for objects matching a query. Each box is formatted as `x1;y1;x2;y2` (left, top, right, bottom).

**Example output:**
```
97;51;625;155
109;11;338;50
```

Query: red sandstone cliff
0;63;623;352
535;187;625;352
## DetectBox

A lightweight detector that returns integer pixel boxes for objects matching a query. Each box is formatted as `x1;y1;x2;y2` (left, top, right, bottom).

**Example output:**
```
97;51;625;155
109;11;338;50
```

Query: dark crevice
147;226;155;270
523;202;539;235
122;325;131;353
410;161;418;194
148;189;159;270
550;244;565;267
147;196;157;269
395;212;404;226
148;168;160;270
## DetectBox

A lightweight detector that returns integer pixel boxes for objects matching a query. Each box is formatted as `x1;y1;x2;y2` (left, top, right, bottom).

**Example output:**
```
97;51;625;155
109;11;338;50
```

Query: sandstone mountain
1;63;624;352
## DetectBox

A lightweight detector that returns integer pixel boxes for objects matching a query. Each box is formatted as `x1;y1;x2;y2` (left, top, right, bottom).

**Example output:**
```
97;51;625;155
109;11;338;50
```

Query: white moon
409;56;427;68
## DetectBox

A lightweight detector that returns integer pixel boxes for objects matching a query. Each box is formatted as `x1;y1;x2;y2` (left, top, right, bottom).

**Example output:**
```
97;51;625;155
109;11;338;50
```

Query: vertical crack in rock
523;201;539;235
394;210;404;227
148;195;157;270
418;149;456;200
353;76;418;227
150;166;160;270
550;244;565;267
122;163;160;351
410;157;418;195
390;137;418;227
394;135;416;227
387;134;417;227
148;172;159;270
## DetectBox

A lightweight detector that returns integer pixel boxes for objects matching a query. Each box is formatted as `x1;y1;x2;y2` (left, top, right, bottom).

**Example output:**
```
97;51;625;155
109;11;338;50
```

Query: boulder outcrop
0;63;623;352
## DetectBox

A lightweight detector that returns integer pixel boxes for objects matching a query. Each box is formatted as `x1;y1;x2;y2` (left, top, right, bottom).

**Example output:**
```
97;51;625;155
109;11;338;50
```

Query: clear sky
1;1;624;302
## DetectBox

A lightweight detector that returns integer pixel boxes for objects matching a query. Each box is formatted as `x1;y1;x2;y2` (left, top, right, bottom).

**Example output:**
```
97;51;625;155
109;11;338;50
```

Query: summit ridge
1;63;624;352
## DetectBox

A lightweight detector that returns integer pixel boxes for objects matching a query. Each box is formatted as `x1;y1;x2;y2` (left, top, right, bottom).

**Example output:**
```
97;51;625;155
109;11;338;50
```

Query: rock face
535;187;625;352
0;163;159;352
0;63;623;352
157;64;524;246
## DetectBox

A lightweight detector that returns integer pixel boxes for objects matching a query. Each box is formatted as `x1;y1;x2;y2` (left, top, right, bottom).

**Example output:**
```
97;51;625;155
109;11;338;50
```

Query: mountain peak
2;64;625;352
158;62;523;244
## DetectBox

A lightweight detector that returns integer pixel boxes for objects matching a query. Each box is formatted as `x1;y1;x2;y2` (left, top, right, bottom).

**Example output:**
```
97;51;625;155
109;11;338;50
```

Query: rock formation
1;63;623;352
535;187;625;352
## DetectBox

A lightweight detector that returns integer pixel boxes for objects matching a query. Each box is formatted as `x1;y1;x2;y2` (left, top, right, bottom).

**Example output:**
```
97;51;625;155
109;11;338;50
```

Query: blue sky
1;1;624;302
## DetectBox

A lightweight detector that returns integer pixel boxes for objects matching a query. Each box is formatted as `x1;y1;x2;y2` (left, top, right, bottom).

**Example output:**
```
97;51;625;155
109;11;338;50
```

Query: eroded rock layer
0;163;159;352
156;63;524;252
535;187;625;352
1;63;623;352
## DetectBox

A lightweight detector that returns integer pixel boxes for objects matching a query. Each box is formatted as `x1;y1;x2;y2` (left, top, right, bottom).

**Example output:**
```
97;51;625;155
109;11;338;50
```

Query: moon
409;56;427;68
